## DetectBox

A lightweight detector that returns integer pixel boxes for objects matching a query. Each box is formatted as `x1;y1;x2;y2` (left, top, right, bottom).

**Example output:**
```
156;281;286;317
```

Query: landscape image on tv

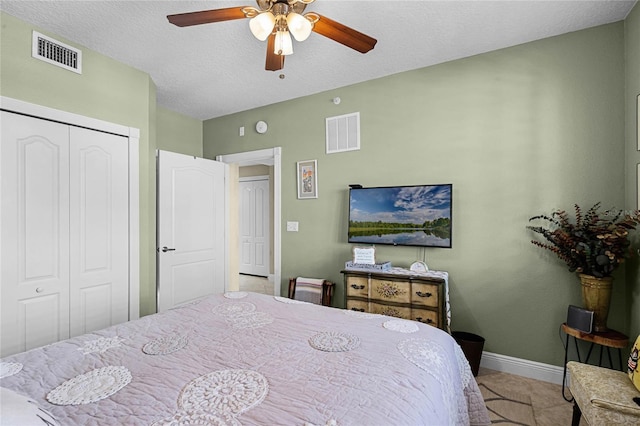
348;184;452;248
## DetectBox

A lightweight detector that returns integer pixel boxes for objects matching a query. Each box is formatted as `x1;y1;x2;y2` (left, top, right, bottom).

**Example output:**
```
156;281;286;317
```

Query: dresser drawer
369;301;411;319
370;279;411;304
345;276;369;298
411;308;439;327
411;282;439;308
346;298;369;313
342;270;447;331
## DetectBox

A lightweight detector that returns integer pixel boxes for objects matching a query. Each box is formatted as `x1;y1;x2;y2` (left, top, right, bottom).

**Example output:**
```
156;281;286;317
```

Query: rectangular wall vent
326;112;360;154
32;31;82;74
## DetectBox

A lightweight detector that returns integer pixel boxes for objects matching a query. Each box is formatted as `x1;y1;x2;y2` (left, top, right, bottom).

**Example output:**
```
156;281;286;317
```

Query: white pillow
0;387;59;426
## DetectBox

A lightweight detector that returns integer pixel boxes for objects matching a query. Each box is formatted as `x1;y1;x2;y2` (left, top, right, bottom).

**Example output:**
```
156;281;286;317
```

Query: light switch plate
286;221;298;232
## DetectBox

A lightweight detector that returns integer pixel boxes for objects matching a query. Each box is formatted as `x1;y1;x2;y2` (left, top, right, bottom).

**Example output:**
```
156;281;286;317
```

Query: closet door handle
161;247;176;252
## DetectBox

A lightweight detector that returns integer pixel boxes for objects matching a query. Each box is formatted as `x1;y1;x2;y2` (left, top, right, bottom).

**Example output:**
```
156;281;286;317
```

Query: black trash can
452;331;485;377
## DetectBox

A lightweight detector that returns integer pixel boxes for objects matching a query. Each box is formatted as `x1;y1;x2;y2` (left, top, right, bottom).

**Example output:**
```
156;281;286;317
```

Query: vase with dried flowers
527;203;640;331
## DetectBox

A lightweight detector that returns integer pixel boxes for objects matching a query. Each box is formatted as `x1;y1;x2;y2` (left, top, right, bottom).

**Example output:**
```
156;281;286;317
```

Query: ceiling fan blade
312;14;377;54
167;7;248;27
265;33;284;71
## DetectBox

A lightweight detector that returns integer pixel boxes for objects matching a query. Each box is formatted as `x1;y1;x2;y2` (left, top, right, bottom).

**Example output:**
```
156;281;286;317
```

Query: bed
0;291;490;425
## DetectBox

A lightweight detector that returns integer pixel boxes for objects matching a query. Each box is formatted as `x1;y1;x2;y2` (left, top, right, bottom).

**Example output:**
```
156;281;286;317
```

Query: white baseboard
480;351;565;385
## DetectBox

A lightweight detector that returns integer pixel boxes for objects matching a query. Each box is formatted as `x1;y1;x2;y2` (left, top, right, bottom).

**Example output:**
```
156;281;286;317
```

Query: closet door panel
69;127;129;337
1;112;71;357
18;294;65;351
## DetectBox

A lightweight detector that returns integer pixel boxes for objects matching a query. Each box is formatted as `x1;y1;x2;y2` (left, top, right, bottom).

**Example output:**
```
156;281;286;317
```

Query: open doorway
239;274;272;295
239;170;271;296
216;148;281;297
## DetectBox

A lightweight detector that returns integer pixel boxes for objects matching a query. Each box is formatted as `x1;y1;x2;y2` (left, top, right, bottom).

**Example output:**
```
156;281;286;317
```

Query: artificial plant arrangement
527;203;640;278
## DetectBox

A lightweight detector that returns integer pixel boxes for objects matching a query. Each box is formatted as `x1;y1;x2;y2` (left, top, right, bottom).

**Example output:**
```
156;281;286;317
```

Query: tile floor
239;274;576;425
476;367;574;425
239;274;274;295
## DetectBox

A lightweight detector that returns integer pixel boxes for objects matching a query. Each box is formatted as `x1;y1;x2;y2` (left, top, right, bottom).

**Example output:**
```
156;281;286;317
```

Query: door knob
161;247;176;252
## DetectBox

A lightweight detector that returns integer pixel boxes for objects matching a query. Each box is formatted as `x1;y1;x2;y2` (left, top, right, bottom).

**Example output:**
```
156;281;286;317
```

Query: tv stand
341;268;448;331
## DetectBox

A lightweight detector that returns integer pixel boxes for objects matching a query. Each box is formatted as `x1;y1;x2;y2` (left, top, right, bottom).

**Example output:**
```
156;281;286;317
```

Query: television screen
348;184;452;248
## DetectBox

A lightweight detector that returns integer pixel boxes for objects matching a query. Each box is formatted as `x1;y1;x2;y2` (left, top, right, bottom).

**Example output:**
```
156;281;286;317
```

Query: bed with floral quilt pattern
0;291;490;425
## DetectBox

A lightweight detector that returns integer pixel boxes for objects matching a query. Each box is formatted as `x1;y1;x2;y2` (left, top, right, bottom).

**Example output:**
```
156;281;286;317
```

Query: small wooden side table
561;323;629;402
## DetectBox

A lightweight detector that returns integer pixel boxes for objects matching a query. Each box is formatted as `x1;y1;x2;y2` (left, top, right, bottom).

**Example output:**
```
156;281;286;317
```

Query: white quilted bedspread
0;292;490;425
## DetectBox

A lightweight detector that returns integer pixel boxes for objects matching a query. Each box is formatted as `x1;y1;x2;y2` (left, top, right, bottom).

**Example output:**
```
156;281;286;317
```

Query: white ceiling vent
32;31;82;74
326;112;360;154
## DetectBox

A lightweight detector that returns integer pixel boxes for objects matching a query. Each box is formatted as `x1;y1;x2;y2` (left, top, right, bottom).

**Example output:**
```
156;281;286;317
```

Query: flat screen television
348;184;452;248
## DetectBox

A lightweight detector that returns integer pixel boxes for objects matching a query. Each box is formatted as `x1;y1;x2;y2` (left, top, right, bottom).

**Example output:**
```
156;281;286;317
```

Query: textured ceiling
0;1;636;120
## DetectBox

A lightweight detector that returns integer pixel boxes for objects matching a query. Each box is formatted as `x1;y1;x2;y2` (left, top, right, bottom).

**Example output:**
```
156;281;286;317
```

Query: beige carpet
479;383;537;425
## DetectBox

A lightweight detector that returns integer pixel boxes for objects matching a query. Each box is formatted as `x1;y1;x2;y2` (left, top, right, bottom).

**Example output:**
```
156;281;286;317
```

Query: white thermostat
255;120;268;134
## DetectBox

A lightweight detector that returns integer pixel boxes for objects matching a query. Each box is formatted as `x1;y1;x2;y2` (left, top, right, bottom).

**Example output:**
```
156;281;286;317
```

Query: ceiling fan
167;0;377;71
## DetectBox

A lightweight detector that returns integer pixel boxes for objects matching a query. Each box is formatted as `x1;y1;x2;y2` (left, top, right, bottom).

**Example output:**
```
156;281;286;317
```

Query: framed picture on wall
297;159;318;199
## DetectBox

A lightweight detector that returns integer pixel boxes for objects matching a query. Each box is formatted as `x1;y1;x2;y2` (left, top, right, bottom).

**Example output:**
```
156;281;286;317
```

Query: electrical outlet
286;221;298;232
239;126;245;136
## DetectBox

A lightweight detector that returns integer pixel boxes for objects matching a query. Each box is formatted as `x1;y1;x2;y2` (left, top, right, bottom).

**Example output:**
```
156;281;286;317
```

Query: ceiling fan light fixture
286;12;312;41
274;30;293;55
249;12;275;41
167;0;377;72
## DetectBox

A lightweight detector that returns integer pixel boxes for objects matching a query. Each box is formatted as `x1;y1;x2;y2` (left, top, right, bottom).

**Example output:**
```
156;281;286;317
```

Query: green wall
625;4;640;342
157;106;203;157
203;22;630;366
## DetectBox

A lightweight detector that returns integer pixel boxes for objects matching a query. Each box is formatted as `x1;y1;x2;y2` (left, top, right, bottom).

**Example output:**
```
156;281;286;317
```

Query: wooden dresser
341;269;447;330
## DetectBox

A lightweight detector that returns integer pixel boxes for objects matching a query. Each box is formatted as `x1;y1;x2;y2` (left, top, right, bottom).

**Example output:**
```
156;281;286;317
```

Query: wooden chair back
288;277;334;306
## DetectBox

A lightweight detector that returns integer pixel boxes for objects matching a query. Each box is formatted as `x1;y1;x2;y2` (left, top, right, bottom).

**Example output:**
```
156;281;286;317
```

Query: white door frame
0;96;140;320
217;148;281;296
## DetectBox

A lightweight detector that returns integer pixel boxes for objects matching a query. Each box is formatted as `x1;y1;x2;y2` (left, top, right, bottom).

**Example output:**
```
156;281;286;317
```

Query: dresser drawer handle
351;284;365;290
416;317;433;324
350;307;365;312
415;291;432;298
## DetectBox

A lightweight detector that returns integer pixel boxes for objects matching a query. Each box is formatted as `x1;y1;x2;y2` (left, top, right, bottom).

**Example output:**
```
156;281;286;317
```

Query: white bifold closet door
68;126;129;338
1;111;129;357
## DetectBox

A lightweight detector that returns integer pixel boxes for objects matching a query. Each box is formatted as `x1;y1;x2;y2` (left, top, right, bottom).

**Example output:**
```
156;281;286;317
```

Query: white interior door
239;178;270;276
1;111;71;357
157;150;227;312
69;127;130;337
